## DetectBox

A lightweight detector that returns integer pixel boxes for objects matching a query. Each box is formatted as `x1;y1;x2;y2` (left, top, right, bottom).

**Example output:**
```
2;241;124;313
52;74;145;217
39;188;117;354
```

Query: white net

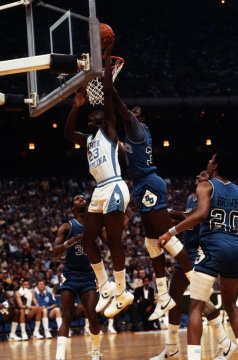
86;56;124;106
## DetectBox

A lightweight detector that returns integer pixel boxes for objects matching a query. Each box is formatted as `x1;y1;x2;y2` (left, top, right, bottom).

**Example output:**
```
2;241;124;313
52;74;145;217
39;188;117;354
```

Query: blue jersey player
64;43;133;319
53;195;102;360
112;88;192;320
153;170;234;360
159;151;238;360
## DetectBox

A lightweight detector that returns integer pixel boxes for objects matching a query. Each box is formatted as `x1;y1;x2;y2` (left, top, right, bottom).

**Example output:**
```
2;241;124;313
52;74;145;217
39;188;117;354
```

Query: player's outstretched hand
74;87;87;108
158;232;171;249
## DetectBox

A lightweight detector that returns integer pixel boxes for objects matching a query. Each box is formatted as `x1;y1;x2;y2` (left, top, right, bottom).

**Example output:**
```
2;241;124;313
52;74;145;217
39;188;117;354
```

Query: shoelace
214;344;225;359
88;350;103;357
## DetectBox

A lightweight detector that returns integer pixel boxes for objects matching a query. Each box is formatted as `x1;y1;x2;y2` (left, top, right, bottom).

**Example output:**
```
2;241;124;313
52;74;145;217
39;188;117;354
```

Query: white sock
20;323;27;336
10;322;18;335
167;323;179;348
156;277;168;296
34;321;41;333
56;317;62;330
90;332;100;351
42;316;49;330
209;315;227;344
187;345;201;360
108;318;114;330
85;318;90;330
91;261;108;287
113;269;126;296
56;336;67;360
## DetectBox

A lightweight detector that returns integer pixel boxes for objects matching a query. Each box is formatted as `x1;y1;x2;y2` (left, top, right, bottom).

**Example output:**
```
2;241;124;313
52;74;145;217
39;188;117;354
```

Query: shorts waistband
96;176;122;188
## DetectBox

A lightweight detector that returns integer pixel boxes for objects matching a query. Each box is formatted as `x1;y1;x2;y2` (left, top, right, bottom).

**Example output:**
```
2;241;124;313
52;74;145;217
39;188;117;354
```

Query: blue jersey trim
96;176;122;188
111;143;118;176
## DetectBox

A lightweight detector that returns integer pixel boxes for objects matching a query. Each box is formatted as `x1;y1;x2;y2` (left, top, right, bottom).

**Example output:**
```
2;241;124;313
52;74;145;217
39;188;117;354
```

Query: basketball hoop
86;56;125;106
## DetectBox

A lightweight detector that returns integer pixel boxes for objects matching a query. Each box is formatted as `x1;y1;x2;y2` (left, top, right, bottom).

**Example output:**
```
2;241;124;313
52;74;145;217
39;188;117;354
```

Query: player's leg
81;290;102;360
187;271;216;360
142;209;192;320
82;212;114;313
41;307;52;339
215;276;238;359
203;300;236;359
103;210;134;317
56;290;75;360
49;307;62;335
150;268;188;360
28;306;43;339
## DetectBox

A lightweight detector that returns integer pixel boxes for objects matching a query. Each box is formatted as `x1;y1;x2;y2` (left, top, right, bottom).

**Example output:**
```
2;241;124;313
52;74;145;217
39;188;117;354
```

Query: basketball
100;23;115;49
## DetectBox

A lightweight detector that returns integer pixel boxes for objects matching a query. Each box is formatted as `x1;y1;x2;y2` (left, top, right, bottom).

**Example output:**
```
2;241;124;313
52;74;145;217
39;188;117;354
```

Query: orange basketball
100;23;115;49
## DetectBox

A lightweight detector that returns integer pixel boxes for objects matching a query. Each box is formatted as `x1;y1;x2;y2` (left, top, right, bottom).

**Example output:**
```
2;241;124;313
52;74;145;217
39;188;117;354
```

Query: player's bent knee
203;300;217;317
190;271;215;302
144;237;164;258
164;236;183;257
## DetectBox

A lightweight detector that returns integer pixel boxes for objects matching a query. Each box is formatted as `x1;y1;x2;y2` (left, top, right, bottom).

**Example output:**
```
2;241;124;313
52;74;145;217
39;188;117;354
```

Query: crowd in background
0;176;193;294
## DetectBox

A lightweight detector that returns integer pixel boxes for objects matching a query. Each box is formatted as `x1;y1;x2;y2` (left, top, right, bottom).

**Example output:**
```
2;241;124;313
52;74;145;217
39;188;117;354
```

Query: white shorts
88;180;130;214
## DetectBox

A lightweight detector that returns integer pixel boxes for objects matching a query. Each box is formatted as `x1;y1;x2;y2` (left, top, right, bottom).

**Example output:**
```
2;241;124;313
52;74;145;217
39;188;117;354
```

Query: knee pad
203;300;216;317
144;237;164;258
163;236;183;257
190;271;216;302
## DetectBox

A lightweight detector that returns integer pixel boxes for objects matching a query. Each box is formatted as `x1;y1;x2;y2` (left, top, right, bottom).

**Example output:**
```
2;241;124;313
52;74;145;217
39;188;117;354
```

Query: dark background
1;0;238;178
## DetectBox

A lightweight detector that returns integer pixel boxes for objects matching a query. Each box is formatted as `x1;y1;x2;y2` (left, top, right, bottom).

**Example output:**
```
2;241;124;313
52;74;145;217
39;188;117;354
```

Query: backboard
0;0;102;117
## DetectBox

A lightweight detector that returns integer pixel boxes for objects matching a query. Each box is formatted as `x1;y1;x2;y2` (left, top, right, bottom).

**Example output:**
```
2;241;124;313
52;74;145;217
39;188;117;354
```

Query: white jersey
87;128;121;186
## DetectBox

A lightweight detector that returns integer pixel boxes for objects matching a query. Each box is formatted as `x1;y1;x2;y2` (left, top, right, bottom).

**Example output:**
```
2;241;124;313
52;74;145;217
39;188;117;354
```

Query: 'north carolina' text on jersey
125;123;157;182
87;128;121;186
200;178;238;239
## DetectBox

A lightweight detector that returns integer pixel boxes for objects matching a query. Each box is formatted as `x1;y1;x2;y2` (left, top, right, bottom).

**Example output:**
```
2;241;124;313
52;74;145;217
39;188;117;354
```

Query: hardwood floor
0;324;237;360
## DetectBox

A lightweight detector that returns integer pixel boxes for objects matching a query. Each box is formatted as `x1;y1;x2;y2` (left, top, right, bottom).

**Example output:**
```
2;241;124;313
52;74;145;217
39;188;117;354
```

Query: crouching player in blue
53;195;102;360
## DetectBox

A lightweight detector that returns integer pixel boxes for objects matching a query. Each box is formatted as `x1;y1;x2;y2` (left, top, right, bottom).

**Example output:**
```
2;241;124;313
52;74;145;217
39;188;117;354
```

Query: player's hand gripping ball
100;23;115;50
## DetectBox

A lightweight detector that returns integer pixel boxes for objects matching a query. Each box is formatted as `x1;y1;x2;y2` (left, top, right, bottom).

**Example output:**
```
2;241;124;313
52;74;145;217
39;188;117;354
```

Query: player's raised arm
112;85;132;124
102;43;117;142
64;89;87;147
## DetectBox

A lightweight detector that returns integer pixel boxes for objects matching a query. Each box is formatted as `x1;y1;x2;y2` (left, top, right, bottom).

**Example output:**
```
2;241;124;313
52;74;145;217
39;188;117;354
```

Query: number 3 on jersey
142;189;158;208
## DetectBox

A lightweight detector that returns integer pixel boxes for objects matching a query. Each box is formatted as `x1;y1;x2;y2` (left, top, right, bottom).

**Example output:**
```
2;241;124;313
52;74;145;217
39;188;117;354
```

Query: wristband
168;226;178;236
63;240;71;249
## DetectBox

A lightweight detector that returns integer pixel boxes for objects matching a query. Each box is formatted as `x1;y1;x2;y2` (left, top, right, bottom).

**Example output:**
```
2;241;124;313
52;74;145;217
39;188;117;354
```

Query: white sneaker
33;331;44;339
90;350;103;360
21;333;29;341
107;327;117;334
150;346;179;360
149;295;176;321
9;333;22;341
104;290;134;318
44;330;52;339
214;339;237;360
96;281;116;313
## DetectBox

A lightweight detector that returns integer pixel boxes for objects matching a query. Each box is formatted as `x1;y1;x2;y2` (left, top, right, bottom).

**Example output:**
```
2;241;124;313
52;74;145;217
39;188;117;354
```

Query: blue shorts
133;173;167;213
59;270;96;294
194;235;238;278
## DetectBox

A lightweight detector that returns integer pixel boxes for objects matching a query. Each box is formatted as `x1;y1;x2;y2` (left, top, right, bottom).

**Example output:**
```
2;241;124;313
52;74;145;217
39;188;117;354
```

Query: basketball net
86;56;124;106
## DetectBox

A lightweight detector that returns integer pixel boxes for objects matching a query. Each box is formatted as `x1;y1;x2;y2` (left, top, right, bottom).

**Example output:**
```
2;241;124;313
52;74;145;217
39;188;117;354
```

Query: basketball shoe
214;339;237;360
33;331;44;339
150;345;180;360
9;333;22;341
90;350;103;360
149;293;176;321
96;281;116;313
104;290;134;318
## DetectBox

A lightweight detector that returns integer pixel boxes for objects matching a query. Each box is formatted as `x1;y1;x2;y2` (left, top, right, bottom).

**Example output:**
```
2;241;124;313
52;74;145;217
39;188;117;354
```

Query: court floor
0;324;237;360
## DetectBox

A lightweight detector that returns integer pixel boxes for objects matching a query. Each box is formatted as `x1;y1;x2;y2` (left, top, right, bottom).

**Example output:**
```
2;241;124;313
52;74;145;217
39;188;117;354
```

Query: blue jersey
194;178;238;277
124;123;157;183
64;219;94;275
34;289;57;307
200;178;238;240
